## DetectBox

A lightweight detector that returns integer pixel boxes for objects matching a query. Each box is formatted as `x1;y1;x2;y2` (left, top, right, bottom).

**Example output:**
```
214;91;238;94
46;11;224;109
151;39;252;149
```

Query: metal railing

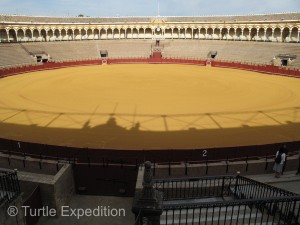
153;175;236;200
0;168;21;204
162;196;300;225
154;175;300;225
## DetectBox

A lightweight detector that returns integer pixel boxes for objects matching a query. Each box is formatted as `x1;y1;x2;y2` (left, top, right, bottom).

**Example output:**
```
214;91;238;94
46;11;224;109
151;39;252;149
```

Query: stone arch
250;28;257;41
207;28;213;39
80;29;86;40
132;28;139;39
290;27;298;42
213;28;220;39
61;29;67;40
243;28;250;40
17;29;24;42
221;28;227;40
236;28;242;40
94;28;100;39
119;28;125;39
54;29;60;41
74;29;80;40
138;28;144;38
24;29;32;41
273;27;281;42
32;29;39;41
265;28;272;41
9;29;17;42
125;28;132;39
257;28;265;41
282;27;290;42
112;28;119;39
199;28;206;39
100;29;106;39
0;29;8;42
106;28;112;39
228;28;235;40
185;27;192;39
87;29;93;39
66;29;73;40
40;29;47;41
47;29;54;41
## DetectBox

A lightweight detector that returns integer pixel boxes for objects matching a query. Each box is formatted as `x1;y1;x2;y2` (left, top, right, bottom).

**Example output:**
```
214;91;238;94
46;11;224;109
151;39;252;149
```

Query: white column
6;30;10;42
256;29;259;41
271;28;275;42
263;29;267;42
240;29;244;41
288;28;292;42
280;29;283;42
198;29;200;39
171;28;173;39
191;29;194;39
212;28;215;40
234;29;237;41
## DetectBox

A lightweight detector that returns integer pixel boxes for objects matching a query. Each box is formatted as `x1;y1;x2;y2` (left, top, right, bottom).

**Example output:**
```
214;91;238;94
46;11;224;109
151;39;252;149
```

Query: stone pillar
264;30;267;42
234;29;237;41
288;29;292;42
6;30;10;42
132;161;163;225
241;29;244;41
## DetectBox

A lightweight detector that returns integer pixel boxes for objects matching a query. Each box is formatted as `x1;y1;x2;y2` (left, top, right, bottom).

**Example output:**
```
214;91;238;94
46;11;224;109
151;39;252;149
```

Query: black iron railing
0;169;21;204
162;196;300;225
153;175;236;200
234;176;296;200
154;175;300;225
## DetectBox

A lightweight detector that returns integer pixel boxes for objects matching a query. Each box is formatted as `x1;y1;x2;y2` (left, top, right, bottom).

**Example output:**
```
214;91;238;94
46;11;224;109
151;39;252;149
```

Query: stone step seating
162;40;300;67
161;198;275;225
22;41;99;60
0;44;35;67
97;40;152;58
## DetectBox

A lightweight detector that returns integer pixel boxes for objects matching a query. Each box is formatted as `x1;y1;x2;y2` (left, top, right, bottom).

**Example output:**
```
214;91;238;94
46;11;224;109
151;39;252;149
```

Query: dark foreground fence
0;168;21;204
154;175;300;225
153;176;236;200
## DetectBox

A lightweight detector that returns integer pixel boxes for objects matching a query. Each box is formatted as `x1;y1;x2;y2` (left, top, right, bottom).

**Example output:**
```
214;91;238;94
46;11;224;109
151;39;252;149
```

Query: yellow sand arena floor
0;64;300;149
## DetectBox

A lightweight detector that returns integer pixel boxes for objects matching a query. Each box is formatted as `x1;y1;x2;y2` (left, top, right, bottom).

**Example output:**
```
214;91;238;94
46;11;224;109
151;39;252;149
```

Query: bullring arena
1;64;300;150
1;13;300;198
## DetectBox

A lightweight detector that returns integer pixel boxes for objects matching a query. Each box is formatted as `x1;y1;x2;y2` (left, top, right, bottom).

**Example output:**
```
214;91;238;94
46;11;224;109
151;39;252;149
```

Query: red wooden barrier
1;58;299;79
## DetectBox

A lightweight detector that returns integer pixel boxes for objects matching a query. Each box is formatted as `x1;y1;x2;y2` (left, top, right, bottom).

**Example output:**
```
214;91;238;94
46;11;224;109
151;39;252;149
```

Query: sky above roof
0;0;300;17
